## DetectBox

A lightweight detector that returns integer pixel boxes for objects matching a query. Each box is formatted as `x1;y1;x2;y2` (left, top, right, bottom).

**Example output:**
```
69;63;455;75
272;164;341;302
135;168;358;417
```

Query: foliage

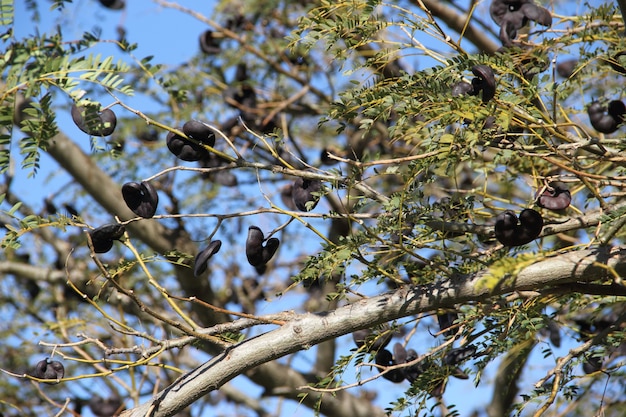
0;0;626;416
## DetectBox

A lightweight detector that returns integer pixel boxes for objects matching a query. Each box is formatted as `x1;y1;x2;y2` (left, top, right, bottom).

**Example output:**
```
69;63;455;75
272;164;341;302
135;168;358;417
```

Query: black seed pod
490;0;551;46
98;0;125;10
89;395;123;417
470;65;496;103
536;182;571;211
292;177;322;211
122;181;159;218
556;59;578;78
494;209;543;246
443;345;477;366
71;104;117;137
89;223;125;253
588;100;626;134
451;81;473;97
375;348;405;383
194;240;222;277
166;130;209;161
245;226;280;269
352;327;392;352
182;120;216;147
199;30;221;55
32;358;65;384
437;311;459;337
403;348;420;383
582;354;602;374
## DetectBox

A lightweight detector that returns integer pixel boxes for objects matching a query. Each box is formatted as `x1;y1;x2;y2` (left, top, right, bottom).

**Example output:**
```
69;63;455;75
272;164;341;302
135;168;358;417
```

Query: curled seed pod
403;349;420;383
494;209;543;246
194;240;222;277
98;0;125;10
490;0;552;35
556;58;578;78
320;147;342;165
166;130;209;161
32;358;65;384
89;223;125;253
450;367;470;379
122;181;159;218
44;198;57;215
393;342;408;364
137;129;159;143
520;2;552;26
292;177;322;211
63;203;79;218
588;100;626;134
451;81;473;97
352;327;392;352
245;226;280;268
470;65;496;103
71;103;117;136
89;395;123;417
375;349;405;383
437;311;459;337
582;354;603;374
536;182;571;211
280;184;297;210
546;320;561;348
443;345;477;366
199;30;221;55
223;63;257;111
182;120;216;147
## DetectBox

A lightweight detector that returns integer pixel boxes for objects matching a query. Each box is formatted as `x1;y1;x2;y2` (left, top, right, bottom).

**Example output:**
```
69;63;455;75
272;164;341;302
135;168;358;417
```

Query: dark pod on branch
199;30;221;55
556;58;578;78
437;311;459;337
71;103;117;137
224;63;257;111
98;0;125;10
122;181;159;218
32;358;64;384
536;182;571;211
291;177;322;211
443;345;477;366
166;129;210;162
539;319;561;348
194;240;222;277
375;345;406;383
470;65;496;103
182;120;216;147
89;395;123;417
89;223;125;253
63;203;79;218
451;65;496;103
494;208;543;246
451;81;474;97
280;184;297;210
587;100;626;134
582;354;603;374
490;0;552;46
245;226;279;272
403;348;421;383
352;327;392;352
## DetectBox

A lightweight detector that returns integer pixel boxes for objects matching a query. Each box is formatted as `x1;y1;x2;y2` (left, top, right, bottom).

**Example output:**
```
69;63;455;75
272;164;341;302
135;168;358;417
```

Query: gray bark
121;246;626;416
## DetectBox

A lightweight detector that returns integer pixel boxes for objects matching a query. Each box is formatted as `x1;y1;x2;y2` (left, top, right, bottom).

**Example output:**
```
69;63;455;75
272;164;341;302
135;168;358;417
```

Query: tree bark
121;246;626;417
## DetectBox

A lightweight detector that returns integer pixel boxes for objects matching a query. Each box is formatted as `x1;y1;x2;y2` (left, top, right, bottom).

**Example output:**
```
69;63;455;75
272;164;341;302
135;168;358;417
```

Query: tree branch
121;245;626;416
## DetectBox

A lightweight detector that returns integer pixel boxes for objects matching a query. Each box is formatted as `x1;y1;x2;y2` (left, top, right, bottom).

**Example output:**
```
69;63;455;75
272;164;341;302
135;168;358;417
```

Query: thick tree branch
121;246;626;416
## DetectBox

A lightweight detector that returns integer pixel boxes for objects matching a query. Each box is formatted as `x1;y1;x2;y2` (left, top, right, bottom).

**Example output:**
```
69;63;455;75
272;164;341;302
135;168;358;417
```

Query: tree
1;0;626;416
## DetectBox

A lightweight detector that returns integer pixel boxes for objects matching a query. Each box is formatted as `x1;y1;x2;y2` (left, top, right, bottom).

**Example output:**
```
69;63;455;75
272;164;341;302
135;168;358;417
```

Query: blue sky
7;1;611;416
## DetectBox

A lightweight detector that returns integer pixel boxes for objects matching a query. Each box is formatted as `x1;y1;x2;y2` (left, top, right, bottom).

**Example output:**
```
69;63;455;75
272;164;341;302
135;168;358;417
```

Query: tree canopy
1;0;626;416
